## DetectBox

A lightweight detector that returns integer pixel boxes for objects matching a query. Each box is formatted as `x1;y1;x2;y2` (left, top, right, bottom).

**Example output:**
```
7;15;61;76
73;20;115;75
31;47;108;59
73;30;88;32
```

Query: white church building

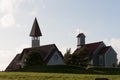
5;18;118;71
6;18;64;71
73;33;118;67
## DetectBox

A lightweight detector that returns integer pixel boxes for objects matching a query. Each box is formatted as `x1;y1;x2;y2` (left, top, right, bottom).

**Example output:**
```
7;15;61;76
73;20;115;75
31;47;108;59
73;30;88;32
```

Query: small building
5;18;64;71
73;33;117;67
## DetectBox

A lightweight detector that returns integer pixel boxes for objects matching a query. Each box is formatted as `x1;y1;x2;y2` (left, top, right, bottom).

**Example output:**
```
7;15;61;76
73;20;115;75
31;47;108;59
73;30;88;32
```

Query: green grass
4;65;120;80
0;72;120;80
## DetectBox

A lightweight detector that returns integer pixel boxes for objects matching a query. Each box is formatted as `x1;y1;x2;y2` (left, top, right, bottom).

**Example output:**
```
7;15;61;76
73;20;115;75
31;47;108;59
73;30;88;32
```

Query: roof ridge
86;41;103;45
40;44;56;47
23;44;56;50
105;46;111;48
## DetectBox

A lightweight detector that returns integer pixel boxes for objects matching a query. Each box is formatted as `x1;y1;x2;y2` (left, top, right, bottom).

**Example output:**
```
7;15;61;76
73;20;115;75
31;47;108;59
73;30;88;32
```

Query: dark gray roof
77;33;85;38
5;44;63;71
20;44;63;63
5;54;21;71
30;18;42;37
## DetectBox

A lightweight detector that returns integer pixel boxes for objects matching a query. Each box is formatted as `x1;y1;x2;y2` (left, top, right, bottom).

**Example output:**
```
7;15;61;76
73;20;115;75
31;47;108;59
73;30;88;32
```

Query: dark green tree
64;48;72;64
71;46;90;67
24;51;44;67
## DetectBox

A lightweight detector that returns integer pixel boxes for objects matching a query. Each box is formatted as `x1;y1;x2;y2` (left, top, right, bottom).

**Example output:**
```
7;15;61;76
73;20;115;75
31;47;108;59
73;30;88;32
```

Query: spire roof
30;18;42;37
77;33;85;38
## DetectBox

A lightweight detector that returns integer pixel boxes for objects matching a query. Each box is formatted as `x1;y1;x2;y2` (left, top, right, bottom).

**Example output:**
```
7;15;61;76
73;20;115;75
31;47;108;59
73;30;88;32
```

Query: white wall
77;35;85;48
92;42;106;66
99;55;104;66
105;47;117;67
47;51;65;65
32;39;40;47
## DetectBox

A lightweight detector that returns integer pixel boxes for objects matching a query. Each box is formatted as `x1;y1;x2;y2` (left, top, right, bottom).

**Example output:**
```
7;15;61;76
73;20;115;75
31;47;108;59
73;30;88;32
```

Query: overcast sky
0;0;120;70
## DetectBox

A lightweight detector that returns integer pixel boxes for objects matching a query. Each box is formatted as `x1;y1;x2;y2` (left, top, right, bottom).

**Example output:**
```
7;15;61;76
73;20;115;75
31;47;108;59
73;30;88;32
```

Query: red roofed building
5;18;64;71
73;33;117;67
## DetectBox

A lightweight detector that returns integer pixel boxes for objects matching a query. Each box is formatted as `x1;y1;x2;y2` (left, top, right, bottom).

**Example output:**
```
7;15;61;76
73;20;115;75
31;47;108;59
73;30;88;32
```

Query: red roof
98;46;111;55
30;18;42;37
85;41;103;55
74;41;103;56
77;33;85;38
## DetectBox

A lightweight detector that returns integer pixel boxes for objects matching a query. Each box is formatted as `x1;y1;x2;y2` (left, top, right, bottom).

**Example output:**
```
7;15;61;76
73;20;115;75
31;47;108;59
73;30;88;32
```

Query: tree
71;46;90;67
64;48;72;64
24;51;44;67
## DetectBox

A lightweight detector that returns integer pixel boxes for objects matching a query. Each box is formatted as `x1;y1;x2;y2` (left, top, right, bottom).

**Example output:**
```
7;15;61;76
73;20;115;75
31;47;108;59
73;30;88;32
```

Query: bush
24;51;44;67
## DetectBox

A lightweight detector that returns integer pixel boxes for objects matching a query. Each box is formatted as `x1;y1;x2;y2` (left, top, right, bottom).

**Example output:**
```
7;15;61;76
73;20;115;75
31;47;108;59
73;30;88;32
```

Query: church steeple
77;33;86;48
30;18;42;47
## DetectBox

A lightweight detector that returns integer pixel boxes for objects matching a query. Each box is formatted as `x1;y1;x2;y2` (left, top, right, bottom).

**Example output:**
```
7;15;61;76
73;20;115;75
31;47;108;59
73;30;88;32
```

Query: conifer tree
64;48;72;64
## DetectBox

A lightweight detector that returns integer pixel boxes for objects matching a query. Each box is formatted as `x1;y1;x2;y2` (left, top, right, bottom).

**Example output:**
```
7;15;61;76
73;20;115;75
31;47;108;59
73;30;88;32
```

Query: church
73;33;118;67
5;18;118;71
5;18;64;71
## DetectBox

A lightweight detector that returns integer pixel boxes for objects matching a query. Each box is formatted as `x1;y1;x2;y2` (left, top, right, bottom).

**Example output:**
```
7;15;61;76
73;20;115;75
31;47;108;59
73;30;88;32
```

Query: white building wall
77;35;85;48
92;42;106;66
47;51;65;65
105;47;117;67
80;36;85;46
99;55;104;66
32;39;40;47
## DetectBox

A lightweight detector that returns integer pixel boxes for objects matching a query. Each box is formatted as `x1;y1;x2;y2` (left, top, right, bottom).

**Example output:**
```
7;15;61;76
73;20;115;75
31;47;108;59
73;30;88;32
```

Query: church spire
30;18;42;47
30;17;42;37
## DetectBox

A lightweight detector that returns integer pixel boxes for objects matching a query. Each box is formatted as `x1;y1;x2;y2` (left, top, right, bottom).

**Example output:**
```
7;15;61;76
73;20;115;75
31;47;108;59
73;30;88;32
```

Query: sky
0;0;120;70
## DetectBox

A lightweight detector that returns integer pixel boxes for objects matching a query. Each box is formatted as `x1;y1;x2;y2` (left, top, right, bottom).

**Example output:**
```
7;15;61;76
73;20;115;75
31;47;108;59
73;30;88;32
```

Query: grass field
0;72;120;80
3;65;120;80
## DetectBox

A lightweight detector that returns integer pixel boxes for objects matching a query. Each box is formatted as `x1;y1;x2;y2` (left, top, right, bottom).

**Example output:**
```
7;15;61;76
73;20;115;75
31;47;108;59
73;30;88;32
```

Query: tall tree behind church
64;48;72;64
